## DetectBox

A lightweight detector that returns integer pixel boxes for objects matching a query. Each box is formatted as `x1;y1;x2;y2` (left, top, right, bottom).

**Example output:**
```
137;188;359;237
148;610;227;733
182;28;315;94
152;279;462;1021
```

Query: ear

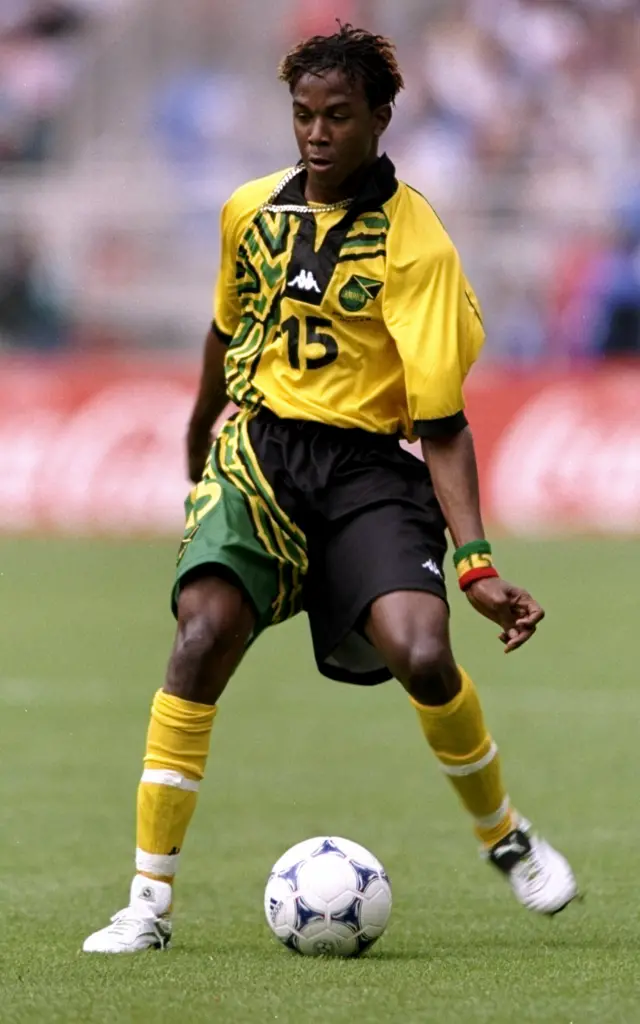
372;103;392;138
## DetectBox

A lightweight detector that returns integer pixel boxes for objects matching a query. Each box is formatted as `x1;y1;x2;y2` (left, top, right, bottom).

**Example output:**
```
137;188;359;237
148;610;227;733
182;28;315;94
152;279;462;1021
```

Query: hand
186;413;213;483
465;577;545;654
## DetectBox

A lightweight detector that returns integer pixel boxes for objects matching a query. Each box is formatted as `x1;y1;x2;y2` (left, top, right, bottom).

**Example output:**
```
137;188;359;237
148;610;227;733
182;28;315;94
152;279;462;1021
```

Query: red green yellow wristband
453;540;499;592
458;566;499;591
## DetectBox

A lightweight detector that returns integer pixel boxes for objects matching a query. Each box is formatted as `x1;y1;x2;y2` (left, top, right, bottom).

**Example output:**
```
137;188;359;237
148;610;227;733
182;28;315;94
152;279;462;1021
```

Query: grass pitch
0;535;638;1023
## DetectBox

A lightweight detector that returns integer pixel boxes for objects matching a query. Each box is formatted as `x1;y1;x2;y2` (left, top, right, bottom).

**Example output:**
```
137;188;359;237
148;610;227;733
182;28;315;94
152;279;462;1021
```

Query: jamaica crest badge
338;275;383;312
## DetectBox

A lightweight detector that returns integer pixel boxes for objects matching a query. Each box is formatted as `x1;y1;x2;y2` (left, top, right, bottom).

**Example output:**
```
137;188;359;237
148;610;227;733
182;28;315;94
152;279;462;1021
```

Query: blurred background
2;0;639;360
0;0;639;534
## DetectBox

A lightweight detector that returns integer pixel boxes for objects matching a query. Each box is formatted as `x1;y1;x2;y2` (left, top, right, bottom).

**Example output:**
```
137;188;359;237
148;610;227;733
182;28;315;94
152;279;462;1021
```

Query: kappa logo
288;269;321;293
421;558;443;579
339;275;383;312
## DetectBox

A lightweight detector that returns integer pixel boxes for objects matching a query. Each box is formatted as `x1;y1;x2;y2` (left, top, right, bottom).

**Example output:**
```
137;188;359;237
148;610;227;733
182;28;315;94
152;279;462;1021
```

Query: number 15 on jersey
282;315;339;371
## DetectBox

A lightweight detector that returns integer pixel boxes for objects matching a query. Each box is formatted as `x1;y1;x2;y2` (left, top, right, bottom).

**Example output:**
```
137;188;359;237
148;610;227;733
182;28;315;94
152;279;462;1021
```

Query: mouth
307;154;335;172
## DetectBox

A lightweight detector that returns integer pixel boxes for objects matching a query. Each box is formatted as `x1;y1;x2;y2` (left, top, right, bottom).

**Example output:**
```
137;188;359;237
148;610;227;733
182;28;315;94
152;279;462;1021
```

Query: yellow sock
412;667;515;847
136;689;217;883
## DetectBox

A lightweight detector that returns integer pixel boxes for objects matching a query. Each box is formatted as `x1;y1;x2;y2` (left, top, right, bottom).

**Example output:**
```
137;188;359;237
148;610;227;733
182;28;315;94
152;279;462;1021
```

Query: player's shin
136;689;217;883
411;667;515;847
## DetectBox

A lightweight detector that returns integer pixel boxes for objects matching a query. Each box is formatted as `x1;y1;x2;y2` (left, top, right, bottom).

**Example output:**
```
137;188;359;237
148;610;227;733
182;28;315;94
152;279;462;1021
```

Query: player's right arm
186;196;243;483
186;324;231;483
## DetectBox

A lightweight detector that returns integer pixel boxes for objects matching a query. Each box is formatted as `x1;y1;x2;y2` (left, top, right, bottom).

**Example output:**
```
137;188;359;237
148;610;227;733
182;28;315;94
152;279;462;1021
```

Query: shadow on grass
181;929;632;966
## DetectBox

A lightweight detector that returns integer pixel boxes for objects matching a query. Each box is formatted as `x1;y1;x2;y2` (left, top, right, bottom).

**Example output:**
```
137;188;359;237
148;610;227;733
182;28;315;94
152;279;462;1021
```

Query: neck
304;155;378;205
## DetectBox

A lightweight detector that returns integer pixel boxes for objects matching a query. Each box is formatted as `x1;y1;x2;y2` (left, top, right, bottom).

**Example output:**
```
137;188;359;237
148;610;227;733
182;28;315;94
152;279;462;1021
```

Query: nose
308;116;329;146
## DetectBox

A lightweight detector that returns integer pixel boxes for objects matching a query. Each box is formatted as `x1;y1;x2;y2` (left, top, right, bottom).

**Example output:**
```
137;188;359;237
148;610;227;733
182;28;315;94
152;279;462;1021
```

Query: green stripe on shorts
172;416;306;631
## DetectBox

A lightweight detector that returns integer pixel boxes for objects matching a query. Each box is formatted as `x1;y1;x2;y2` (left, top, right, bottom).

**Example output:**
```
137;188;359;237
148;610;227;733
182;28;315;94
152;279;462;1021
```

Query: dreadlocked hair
278;23;404;109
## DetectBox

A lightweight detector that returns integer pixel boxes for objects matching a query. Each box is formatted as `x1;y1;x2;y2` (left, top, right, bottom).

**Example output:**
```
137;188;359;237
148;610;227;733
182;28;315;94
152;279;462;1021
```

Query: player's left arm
420;426;544;653
384;223;543;653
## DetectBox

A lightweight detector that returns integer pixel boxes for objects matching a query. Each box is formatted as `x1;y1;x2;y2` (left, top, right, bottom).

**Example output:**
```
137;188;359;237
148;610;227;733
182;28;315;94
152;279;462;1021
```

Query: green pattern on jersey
337;212;390;263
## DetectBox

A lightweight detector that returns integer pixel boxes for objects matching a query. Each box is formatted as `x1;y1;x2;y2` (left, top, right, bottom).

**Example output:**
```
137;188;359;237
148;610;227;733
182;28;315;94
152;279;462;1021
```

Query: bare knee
174;606;224;664
165;574;254;705
391;637;461;706
366;592;461;705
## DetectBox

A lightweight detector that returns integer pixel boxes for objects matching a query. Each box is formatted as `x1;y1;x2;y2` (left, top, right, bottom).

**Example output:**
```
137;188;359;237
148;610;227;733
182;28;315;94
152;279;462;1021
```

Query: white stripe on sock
440;741;498;777
140;768;199;792
136;848;180;878
475;796;511;830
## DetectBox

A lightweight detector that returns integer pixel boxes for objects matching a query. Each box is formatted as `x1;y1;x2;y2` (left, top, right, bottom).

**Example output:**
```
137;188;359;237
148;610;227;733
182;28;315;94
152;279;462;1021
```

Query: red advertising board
0;356;195;535
2;356;639;536
465;365;640;535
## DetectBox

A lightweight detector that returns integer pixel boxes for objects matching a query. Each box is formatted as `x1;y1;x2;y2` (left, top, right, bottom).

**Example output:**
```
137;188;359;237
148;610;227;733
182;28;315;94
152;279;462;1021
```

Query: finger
504;626;537;653
515;609;545;629
513;596;545;623
500;615;519;635
499;626;519;645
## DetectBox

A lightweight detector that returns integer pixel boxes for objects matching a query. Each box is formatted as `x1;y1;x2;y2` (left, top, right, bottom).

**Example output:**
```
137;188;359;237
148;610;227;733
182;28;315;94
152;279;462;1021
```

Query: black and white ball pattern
264;836;392;957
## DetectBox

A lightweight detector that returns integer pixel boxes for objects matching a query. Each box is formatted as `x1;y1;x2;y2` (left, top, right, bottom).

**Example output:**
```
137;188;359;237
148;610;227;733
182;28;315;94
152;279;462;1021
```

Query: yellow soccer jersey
213;155;484;439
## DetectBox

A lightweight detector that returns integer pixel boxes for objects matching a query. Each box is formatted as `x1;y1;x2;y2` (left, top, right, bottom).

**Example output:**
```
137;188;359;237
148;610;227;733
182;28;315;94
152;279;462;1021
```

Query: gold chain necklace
260;165;353;215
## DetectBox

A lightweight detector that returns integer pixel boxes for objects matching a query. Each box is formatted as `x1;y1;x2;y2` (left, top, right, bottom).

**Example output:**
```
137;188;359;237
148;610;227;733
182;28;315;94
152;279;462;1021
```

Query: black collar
275;154;398;216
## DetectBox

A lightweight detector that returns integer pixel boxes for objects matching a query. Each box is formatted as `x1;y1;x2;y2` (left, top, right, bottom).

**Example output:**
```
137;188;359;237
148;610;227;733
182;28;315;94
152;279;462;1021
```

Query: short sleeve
383;202;485;435
213;198;242;341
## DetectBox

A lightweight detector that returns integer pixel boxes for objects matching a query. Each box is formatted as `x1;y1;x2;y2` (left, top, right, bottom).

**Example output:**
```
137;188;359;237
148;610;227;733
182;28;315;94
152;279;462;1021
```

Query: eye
294;111;311;123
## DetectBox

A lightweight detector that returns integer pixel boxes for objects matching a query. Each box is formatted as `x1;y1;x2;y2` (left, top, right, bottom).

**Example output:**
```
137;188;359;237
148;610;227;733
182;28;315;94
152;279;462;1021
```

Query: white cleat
82;875;173;953
487;818;578;915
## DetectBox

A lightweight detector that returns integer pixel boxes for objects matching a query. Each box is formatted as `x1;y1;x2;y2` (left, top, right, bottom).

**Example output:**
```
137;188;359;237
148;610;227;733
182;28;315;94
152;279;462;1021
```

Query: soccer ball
264;836;392;957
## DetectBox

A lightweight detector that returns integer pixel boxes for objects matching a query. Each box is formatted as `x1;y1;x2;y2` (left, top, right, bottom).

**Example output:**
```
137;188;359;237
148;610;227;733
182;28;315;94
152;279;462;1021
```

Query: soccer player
84;25;577;953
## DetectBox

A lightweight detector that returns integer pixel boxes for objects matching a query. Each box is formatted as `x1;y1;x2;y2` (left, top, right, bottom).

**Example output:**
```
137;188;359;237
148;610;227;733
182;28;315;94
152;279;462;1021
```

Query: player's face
292;70;391;201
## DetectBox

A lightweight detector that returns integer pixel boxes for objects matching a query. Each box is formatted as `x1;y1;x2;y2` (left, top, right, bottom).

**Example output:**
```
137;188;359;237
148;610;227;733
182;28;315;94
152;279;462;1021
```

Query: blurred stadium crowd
0;0;639;362
0;0;124;164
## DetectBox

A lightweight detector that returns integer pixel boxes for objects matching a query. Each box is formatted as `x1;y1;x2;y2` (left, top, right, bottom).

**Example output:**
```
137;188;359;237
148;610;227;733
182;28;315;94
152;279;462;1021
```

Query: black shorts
174;406;448;685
